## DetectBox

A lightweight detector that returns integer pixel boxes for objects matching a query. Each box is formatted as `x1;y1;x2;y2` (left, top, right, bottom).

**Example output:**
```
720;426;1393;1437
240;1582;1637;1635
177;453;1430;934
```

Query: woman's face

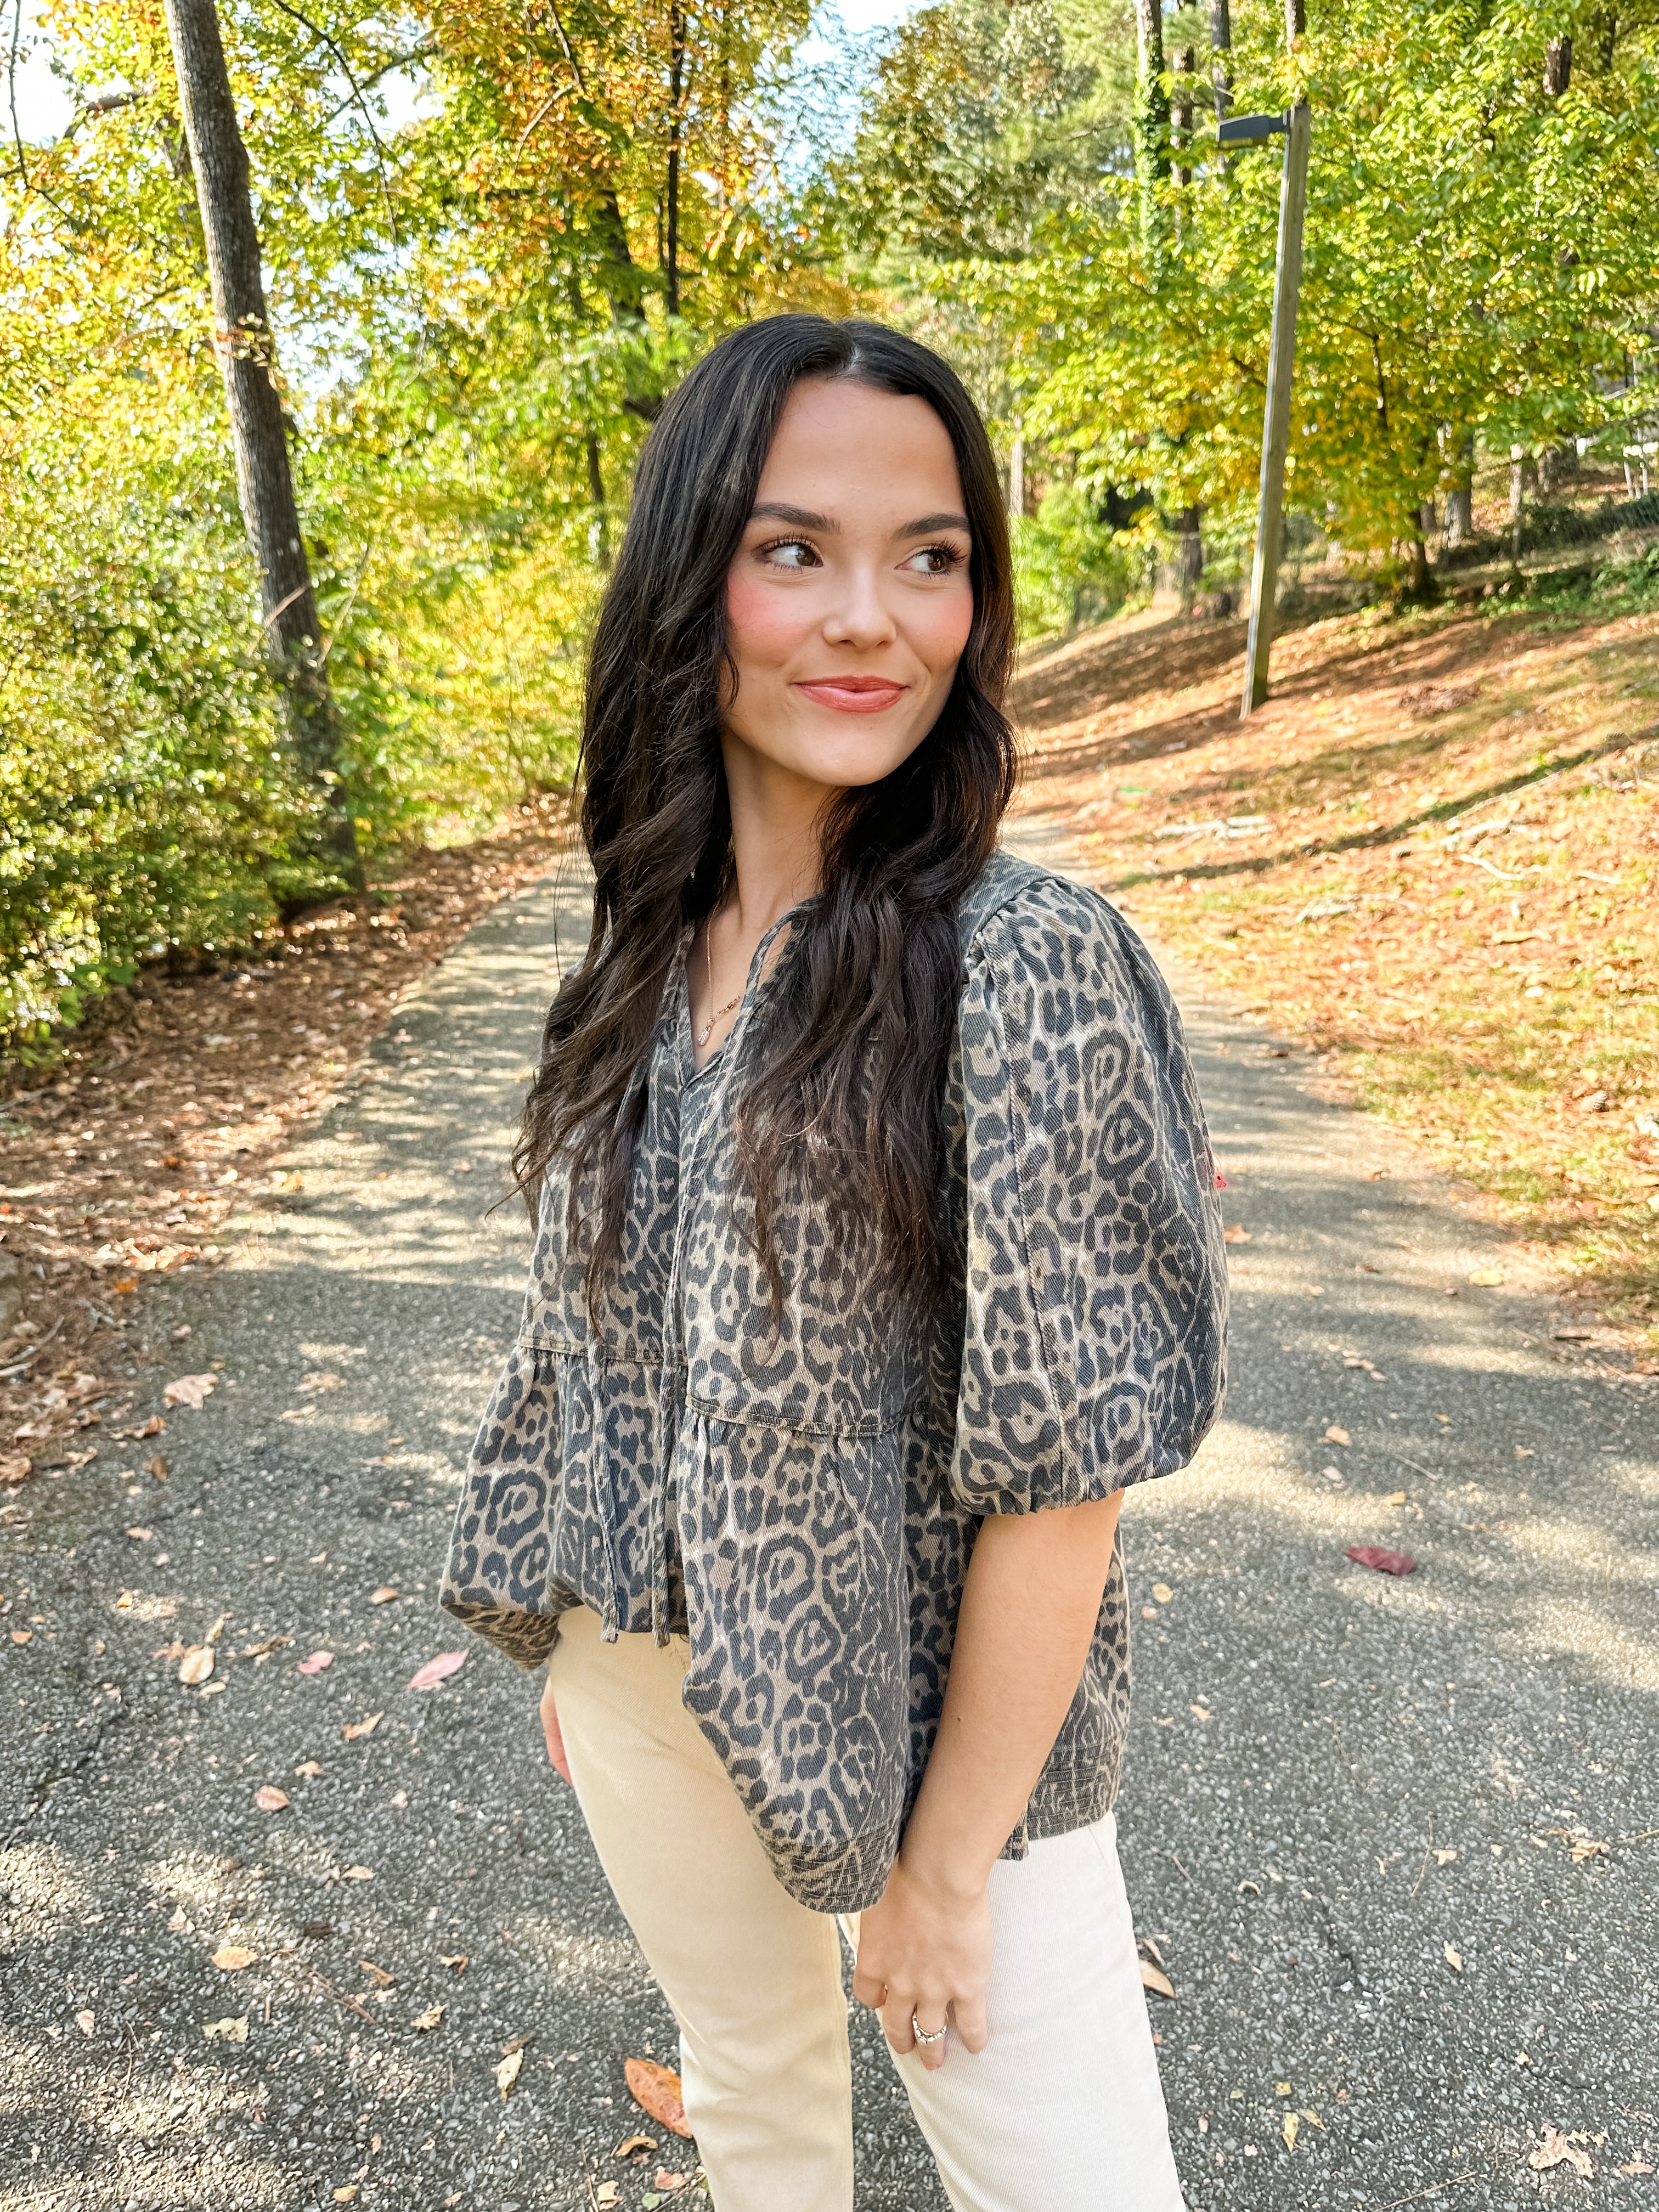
721;377;977;797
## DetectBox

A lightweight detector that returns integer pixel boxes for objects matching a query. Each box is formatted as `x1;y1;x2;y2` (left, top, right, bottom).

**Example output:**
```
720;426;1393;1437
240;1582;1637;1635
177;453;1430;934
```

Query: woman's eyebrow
751;501;834;529
898;512;971;538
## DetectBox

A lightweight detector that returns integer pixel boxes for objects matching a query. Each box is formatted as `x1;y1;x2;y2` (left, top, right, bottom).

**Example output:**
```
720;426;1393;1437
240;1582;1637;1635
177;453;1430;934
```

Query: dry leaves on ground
626;2057;693;2138
1530;2127;1595;2179
211;1944;256;1971
163;1373;216;1410
1346;1547;1417;1576
408;1650;466;1691
253;1785;289;1812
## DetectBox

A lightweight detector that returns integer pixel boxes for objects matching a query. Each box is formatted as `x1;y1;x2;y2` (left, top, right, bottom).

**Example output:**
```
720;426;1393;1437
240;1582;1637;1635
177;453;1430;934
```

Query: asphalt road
3;825;1655;2212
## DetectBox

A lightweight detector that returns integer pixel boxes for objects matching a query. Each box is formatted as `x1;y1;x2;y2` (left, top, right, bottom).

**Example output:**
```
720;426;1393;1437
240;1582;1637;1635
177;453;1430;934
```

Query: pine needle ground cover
1013;600;1659;1339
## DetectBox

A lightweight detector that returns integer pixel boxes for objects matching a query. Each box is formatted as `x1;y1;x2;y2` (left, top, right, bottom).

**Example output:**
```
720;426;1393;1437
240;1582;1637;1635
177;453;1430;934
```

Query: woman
441;315;1226;2212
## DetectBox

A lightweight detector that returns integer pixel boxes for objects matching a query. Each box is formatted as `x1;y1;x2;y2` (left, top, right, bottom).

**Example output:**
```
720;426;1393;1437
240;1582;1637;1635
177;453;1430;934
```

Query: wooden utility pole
161;0;362;890
1233;101;1311;716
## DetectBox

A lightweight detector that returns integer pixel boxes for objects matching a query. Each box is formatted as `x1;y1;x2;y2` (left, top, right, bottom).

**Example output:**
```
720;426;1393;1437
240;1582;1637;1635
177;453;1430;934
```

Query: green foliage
0;390;301;1043
1011;483;1142;636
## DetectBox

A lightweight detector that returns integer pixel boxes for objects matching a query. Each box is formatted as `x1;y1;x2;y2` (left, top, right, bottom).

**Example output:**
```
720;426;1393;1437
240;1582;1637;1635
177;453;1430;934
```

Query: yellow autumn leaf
1283;2113;1299;2151
1443;1942;1463;1972
1139;1959;1175;1999
495;2047;523;2101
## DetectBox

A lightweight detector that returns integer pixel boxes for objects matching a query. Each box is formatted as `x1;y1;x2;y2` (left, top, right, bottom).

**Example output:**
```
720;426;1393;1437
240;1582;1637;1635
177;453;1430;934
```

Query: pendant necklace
696;923;742;1050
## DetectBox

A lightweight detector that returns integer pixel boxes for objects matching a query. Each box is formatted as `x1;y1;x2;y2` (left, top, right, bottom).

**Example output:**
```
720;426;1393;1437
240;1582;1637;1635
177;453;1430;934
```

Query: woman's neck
719;727;838;935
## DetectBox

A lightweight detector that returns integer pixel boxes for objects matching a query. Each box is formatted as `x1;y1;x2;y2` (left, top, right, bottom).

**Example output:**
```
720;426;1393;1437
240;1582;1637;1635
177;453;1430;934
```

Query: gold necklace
696;923;742;1049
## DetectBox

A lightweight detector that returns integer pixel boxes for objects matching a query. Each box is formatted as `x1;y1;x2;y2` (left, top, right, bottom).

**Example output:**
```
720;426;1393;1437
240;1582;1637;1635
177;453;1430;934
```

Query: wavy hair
515;314;1018;1310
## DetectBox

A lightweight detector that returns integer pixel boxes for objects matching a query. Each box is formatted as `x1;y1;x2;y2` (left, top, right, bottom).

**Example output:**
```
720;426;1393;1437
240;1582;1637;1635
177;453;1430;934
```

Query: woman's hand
538;1672;573;1785
851;1852;991;2071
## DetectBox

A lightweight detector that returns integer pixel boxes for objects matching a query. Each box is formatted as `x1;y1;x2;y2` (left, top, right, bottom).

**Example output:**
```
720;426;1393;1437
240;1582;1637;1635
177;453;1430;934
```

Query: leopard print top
441;853;1227;1913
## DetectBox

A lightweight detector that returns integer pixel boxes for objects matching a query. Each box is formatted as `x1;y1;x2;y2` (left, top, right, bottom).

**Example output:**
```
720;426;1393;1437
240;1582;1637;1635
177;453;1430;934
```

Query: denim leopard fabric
441;853;1227;1912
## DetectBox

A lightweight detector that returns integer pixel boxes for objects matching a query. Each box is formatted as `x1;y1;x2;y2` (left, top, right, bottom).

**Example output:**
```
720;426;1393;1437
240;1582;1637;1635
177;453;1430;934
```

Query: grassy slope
1011;597;1658;1341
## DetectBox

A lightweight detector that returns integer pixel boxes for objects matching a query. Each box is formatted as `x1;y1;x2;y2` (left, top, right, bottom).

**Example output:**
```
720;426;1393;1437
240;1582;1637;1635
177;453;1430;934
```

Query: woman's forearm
901;1491;1124;1895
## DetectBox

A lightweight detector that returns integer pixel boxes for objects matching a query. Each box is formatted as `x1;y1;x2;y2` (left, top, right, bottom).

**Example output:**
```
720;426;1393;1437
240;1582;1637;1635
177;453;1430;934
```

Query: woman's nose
822;562;895;648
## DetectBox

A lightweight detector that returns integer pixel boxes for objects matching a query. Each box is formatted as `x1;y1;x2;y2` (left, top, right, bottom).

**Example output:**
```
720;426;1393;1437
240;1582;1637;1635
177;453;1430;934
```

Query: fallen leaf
413;2004;444;2031
163;1372;217;1410
147;1453;168;1480
342;1711;383;1740
1152;1582;1174;1604
74;2009;95;2037
1223;1224;1251;1244
1345;1547;1417;1576
368;1586;398;1605
440;1953;469;1973
297;1650;335;1675
126;1526;153;1541
1443;1942;1463;1972
625;2056;693;2138
358;1960;394;1988
594;2187;620;2210
1383;1489;1407;1505
202;2016;248;2043
654;2175;689;2194
1435;1847;1458;1865
212;1944;256;1971
1467;1267;1505;1288
1530;2126;1594;2179
298;1370;343;1393
1324;1424;1350;1446
253;1785;290;1812
1276;2081;1291;2095
178;1646;216;1686
1;1454;31;1487
495;2047;523;2101
1139;1960;1176;1999
342;1865;374;1881
113;1277;138;1294
1618;2159;1656;2176
294;1760;322;1778
1301;2109;1325;2130
1283;2113;1299;2151
11;1628;32;1645
615;2134;658;2158
334;2190;359;2205
407;1650;467;1691
1189;1703;1212;1720
133;1414;165;1438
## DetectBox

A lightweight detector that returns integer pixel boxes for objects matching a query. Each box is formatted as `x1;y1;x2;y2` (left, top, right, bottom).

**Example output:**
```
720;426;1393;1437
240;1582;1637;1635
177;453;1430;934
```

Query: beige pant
548;1606;1187;2212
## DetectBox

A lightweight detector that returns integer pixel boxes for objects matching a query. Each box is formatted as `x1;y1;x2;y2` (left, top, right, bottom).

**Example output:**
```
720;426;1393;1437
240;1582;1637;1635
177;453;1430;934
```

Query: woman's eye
760;538;821;570
903;544;965;576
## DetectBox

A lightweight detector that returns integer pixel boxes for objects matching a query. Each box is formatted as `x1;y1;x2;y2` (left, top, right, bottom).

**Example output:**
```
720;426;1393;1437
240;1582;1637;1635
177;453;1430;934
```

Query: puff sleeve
949;876;1227;1515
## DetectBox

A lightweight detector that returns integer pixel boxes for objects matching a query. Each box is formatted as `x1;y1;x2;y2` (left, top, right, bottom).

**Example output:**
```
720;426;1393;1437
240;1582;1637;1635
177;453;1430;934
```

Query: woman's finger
910;2008;951;2072
951;1991;989;2056
850;1962;888;2011
881;1990;918;2056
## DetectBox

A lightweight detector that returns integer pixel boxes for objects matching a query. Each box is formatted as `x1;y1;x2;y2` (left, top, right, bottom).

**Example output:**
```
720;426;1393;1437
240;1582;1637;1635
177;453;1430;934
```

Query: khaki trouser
548;1605;1187;2212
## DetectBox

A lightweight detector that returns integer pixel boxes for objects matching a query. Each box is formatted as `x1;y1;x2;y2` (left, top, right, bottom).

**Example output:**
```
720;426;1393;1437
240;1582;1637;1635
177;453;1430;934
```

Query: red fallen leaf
625;2056;693;2140
1346;1546;1417;1576
297;1650;335;1675
407;1650;467;1691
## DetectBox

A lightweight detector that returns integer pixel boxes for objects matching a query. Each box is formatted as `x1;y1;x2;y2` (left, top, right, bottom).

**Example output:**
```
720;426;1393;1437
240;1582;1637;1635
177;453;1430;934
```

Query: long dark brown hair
515;314;1018;1309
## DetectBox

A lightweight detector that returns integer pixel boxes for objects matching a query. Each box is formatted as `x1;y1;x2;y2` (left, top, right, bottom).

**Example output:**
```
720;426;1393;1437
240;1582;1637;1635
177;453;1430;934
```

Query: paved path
4;826;1655;2211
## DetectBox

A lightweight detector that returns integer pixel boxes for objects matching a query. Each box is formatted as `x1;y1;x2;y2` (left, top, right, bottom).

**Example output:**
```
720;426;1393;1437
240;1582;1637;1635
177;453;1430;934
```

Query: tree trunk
1537;439;1576;496
160;0;360;892
1009;422;1025;520
1176;503;1204;611
1443;434;1474;545
1285;0;1306;42
1209;0;1233;120
1407;537;1432;599
1172;0;1197;189
1543;35;1572;92
664;3;685;319
1509;445;1526;525
1133;0;1169;262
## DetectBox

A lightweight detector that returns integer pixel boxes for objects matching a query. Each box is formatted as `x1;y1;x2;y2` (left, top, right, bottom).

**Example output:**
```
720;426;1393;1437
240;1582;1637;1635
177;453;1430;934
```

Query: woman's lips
795;676;908;714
